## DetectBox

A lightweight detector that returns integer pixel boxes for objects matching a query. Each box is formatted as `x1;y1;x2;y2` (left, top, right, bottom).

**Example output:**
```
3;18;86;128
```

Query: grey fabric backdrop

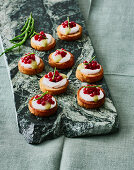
0;0;134;170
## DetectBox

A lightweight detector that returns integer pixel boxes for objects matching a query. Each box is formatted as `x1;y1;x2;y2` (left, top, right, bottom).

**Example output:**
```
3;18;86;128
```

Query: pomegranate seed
31;54;35;60
38;38;42;41
83;61;88;64
57;76;62;81
49;78;53;82
90;93;94;97
61;51;66;57
97;91;100;95
45;74;48;78
51;100;55;104
83;88;88;94
88;63;92;67
94;61;97;64
53;77;56;82
47;98;54;104
85;65;89;69
41;101;46;106
47;94;52;98
24;56;28;60
35;95;39;99
27;59;32;64
47;98;52;103
48;72;53;78
71;21;76;27
38;35;42;38
56;50;61;55
97;65;100;69
27;55;30;60
37;99;41;104
92;63;96;69
55;79;59;82
42;96;45;100
40;31;45;35
55;70;59;77
93;91;97;95
34;35;39;40
21;59;24;62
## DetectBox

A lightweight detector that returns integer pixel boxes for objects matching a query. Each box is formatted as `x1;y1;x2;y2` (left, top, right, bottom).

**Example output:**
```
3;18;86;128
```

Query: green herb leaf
67;16;70;29
83;56;96;65
24;53;35;57
52;67;57;80
34;91;48;101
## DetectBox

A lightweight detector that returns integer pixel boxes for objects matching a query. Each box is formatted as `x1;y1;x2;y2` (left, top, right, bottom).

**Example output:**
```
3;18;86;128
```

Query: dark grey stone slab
0;0;119;144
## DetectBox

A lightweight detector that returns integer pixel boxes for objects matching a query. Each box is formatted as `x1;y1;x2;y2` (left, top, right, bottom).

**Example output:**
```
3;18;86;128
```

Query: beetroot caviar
44;70;63;82
34;94;55;106
34;31;47;41
21;53;35;64
83;60;100;70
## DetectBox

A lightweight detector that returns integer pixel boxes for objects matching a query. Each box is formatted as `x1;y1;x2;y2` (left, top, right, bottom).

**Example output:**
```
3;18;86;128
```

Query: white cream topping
59;24;79;35
42;77;67;89
32;97;56;110
80;88;104;102
19;56;40;68
31;33;52;46
52;51;71;63
80;65;101;75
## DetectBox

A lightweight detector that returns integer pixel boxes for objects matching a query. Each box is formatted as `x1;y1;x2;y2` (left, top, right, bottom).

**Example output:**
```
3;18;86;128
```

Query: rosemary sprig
83;56;96;65
34;91;48;101
30;31;47;39
0;13;35;57
52;67;57;80
82;85;102;88
67;16;70;29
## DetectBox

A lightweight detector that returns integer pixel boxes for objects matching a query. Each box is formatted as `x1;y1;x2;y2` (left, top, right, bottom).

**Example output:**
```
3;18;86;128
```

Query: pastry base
28;96;57;117
76;66;103;83
77;87;105;109
57;24;82;41
39;77;69;95
48;52;74;69
18;58;44;75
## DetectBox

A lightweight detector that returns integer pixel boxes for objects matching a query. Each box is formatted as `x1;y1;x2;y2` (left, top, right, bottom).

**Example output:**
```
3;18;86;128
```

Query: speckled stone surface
0;0;119;144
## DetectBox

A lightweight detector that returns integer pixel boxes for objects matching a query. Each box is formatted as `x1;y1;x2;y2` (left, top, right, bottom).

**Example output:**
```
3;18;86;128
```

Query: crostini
39;68;69;95
28;91;57;117
18;53;44;75
57;17;82;41
31;31;56;51
76;56;103;83
77;85;105;109
48;48;74;69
